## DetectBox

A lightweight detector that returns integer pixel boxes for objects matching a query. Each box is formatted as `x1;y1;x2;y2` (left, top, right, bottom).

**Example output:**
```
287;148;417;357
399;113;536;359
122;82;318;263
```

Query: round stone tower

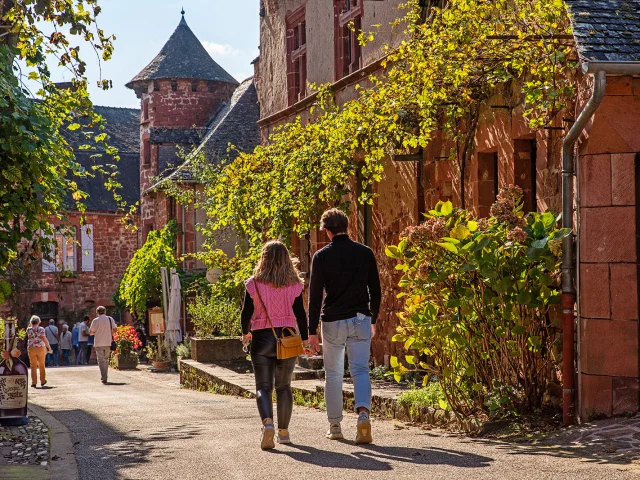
126;11;239;232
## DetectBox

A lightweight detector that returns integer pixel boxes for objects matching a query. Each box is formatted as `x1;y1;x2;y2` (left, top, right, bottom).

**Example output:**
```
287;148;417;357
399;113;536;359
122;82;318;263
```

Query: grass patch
397;382;445;409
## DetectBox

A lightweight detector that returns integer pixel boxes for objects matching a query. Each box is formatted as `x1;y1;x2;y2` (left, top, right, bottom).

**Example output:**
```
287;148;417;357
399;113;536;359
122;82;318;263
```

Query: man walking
77;316;90;365
59;324;73;366
308;208;381;444
89;306;116;384
44;319;59;367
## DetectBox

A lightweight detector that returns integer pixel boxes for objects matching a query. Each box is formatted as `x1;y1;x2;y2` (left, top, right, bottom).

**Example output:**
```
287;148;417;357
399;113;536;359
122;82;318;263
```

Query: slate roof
149;127;205;145
126;16;238;88
148;77;260;190
64;106;140;211
566;0;640;63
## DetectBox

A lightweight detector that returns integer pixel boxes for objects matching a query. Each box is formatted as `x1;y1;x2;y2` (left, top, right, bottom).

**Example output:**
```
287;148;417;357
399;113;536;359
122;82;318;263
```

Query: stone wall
1;212;139;324
577;76;640;419
257;0;405;119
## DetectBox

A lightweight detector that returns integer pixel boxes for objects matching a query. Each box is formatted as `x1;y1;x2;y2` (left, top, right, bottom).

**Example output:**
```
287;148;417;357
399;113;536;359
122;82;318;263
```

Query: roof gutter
562;61;640;426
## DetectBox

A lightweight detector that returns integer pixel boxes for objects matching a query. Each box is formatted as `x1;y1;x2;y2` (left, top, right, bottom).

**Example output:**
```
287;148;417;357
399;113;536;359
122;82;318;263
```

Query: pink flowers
402;217;448;247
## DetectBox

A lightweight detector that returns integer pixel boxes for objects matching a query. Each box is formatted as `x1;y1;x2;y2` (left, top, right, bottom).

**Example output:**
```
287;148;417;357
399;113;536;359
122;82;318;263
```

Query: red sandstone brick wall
577;76;640;418
2;212;139;324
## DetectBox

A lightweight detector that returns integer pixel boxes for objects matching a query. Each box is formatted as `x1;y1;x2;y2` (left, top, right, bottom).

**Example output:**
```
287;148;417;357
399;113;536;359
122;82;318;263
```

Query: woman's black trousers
250;328;297;429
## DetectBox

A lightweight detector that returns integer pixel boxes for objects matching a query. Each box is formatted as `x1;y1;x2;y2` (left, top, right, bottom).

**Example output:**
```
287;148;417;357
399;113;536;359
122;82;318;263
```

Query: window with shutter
41;226;56;273
81;224;94;272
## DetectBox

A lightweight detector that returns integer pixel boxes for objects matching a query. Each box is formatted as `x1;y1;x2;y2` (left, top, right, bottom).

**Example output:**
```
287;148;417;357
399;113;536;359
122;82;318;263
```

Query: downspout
562;69;606;426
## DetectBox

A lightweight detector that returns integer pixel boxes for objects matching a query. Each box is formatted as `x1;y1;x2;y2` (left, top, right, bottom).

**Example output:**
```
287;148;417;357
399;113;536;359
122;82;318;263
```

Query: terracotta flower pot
152;360;171;372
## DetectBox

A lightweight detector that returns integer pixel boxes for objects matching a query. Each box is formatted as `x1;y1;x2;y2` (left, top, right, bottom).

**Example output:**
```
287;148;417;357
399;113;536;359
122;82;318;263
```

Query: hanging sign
148;307;165;336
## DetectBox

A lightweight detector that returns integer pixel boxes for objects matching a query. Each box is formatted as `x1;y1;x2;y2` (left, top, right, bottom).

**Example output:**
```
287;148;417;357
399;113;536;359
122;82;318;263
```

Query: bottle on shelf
0;317;29;426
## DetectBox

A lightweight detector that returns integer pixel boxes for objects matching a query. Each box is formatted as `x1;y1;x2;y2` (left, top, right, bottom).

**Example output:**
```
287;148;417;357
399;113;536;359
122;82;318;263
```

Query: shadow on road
103;382;128;386
274;443;492;470
49;409;203;480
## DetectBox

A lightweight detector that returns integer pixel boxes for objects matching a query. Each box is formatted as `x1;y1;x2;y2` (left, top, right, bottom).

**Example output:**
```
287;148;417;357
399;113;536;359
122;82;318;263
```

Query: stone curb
179;358;483;433
28;404;79;480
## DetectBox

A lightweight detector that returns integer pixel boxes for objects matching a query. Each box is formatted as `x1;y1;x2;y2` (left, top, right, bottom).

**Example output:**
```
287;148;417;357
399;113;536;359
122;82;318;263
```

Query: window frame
286;5;307;106
334;0;364;80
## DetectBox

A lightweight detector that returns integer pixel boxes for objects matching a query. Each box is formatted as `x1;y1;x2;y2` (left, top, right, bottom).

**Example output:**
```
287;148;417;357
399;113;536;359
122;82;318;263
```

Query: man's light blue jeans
322;313;372;424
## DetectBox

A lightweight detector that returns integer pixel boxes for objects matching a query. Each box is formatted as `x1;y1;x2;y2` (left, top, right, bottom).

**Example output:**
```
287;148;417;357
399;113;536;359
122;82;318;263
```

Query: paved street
28;365;639;480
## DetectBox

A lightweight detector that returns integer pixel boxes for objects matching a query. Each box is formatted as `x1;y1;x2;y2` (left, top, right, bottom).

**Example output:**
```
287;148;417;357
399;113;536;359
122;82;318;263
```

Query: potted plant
112;325;141;370
146;336;172;371
188;294;245;362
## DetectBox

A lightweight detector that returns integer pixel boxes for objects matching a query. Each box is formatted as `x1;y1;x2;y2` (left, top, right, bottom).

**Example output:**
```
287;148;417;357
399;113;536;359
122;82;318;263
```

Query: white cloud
233;72;252;82
203;41;241;57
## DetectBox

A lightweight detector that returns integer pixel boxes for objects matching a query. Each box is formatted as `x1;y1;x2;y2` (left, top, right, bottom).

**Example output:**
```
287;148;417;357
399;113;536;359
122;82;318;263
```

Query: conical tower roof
126;15;238;88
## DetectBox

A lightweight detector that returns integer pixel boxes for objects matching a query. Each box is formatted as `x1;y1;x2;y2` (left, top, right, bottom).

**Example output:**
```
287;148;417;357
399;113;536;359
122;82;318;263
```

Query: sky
36;0;260;108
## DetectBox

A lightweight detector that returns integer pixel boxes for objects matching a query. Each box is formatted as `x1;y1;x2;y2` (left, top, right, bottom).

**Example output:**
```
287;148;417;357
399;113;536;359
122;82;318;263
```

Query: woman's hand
48;349;53;354
241;333;252;347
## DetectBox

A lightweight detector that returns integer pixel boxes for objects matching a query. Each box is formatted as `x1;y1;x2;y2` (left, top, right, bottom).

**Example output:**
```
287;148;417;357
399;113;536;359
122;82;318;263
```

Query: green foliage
387;186;569;417
145;336;171;362
370;365;391;381
187;294;241;338
117;221;179;319
0;1;131;277
162;0;573;281
397;382;446;410
175;339;191;359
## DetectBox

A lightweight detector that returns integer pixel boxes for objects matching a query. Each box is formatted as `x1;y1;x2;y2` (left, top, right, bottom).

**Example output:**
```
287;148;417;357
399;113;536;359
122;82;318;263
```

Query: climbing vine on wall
164;0;575;280
117;221;179;319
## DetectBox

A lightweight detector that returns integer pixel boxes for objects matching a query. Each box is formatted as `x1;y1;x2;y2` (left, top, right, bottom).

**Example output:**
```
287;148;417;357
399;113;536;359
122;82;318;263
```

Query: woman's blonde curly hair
253;240;304;287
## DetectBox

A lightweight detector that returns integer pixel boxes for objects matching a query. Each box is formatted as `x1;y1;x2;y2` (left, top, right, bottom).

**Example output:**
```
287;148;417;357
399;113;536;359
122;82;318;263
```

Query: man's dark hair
320;208;349;235
83;316;90;322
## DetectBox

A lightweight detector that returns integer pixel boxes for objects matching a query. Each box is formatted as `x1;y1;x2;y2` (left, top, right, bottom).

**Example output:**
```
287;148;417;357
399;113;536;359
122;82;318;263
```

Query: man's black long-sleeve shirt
308;234;381;335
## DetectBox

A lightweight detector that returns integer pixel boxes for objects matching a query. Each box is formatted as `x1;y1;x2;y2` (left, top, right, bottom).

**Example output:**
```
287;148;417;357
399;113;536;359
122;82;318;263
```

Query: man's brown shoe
356;412;373;444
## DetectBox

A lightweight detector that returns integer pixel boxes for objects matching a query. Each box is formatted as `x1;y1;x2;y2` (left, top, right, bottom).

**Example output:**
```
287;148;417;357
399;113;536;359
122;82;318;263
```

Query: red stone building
126;14;260;272
255;0;640;420
1;106;141;325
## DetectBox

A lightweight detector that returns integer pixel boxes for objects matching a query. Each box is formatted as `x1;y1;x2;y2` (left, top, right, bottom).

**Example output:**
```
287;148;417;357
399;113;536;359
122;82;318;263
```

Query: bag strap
253;281;280;341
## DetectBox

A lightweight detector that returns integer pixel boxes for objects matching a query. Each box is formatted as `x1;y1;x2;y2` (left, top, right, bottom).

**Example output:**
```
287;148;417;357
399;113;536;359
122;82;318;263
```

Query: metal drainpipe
562;70;606;426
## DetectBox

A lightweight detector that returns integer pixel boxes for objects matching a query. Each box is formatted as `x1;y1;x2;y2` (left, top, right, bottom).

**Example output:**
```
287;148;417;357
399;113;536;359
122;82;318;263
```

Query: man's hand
307;334;321;354
371;324;376;338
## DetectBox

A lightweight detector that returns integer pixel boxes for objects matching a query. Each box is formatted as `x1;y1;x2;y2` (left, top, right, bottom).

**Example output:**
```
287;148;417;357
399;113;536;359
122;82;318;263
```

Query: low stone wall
179;358;484;433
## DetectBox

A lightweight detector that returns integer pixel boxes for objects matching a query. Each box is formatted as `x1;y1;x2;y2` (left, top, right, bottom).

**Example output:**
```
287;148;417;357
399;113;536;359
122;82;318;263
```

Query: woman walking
241;240;310;450
26;316;53;388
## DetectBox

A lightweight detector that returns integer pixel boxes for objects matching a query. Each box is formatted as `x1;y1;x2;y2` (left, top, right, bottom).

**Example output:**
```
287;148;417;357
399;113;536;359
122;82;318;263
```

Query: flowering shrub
386;186;570;418
113;325;142;356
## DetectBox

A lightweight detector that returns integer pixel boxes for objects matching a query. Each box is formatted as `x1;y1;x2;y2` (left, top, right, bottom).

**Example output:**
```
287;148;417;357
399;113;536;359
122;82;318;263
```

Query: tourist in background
77;316;90;365
72;321;80;363
241;240;310;450
59;324;73;366
89;306;117;384
26;315;53;388
44;319;59;367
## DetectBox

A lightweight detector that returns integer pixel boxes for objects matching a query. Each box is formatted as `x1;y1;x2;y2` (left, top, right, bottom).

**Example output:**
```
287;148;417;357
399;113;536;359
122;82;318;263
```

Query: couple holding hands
240;208;381;450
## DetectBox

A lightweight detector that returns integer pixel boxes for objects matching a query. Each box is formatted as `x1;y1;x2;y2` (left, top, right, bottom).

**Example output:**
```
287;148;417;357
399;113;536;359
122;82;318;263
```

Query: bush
175;339;191;359
386;186;569;418
188;294;241;338
398;382;446;410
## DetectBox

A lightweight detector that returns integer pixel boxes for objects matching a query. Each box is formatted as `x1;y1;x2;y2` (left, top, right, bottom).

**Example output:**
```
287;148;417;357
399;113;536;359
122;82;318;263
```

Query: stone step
297;354;324;371
292;365;324;381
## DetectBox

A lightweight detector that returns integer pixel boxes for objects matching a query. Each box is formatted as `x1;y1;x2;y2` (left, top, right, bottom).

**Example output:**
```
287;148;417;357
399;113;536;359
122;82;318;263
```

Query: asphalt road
28;365;638;480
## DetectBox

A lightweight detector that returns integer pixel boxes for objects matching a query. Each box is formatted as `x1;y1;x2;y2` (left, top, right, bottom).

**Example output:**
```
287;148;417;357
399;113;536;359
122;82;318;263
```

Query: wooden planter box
190;337;245;363
114;353;138;370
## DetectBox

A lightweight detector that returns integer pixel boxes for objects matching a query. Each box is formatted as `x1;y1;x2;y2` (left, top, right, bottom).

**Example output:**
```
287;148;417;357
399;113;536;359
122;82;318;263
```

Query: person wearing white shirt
89;306;117;384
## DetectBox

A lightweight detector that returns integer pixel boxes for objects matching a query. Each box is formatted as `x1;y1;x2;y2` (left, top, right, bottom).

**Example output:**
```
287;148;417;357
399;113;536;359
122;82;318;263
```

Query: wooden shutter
81;224;94;272
41;225;56;272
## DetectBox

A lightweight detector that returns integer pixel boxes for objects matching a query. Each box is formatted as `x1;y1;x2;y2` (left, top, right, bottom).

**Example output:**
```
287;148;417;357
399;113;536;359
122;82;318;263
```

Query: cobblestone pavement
0;415;50;467
538;415;640;462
